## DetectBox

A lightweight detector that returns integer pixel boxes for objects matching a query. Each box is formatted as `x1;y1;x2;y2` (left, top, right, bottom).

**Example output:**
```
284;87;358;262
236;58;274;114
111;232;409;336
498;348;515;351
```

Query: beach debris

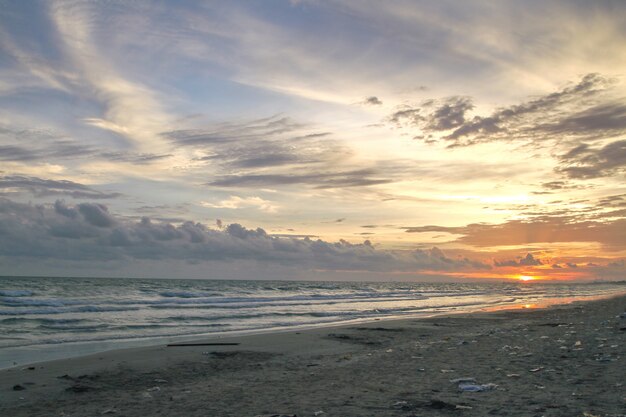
455;405;473;410
385;349;393;353
154;378;168;383
574;340;582;347
458;382;498;392
440;369;455;373
147;386;161;392
314;411;325;416
392;401;409;409
12;384;25;391
506;373;520;378
101;409;116;415
529;367;544;373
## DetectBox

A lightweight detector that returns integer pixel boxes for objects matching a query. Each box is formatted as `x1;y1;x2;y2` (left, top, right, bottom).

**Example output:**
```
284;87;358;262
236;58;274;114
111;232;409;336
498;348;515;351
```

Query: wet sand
1;295;625;417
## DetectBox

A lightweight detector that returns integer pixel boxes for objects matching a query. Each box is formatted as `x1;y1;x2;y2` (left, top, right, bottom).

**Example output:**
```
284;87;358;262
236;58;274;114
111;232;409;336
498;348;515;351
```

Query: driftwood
166;342;240;347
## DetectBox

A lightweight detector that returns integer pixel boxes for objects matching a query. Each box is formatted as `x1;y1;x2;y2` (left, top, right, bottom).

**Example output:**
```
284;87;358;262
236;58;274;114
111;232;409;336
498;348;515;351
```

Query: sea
0;276;624;369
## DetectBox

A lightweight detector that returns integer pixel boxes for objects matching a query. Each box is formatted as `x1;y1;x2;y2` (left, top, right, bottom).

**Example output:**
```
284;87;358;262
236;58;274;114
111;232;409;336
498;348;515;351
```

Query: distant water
0;276;624;368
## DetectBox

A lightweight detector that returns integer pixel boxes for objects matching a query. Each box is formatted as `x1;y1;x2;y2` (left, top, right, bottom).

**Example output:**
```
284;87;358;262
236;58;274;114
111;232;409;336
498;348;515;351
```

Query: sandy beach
1;295;625;417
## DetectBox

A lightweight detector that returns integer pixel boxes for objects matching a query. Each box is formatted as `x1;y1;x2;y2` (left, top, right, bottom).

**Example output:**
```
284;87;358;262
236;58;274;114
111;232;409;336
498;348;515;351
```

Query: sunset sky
1;0;625;281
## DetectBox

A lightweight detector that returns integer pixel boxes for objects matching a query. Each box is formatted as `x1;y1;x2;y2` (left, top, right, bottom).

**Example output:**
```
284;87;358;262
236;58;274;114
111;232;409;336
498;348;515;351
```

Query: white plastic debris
458;383;497;392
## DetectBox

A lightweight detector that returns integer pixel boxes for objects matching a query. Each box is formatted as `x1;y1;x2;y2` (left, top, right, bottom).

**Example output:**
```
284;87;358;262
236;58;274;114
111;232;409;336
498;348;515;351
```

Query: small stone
13;384;25;391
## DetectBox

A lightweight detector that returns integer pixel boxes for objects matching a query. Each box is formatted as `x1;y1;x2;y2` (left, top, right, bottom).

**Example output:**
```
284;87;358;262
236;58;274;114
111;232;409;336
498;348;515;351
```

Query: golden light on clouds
0;1;624;279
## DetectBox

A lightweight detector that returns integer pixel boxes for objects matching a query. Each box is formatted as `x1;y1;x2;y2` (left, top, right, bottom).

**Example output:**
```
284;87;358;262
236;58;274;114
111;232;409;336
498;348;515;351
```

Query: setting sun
518;275;536;282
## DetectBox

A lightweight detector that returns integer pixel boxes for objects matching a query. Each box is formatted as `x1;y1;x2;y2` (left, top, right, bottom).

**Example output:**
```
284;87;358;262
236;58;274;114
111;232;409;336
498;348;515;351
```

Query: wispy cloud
200;196;279;213
0;176;121;199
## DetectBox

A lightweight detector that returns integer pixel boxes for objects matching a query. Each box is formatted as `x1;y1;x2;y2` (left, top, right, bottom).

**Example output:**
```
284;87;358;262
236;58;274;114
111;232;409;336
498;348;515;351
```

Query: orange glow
518;275;535;282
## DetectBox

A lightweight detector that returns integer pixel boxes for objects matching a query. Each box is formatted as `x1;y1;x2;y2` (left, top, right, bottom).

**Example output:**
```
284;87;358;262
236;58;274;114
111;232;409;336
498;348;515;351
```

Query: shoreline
2;291;623;371
2;293;625;416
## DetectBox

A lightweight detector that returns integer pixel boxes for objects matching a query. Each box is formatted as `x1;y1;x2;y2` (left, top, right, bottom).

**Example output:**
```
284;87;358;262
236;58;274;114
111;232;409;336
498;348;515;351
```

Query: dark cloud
537;102;626;136
163;115;396;189
0;126;94;162
77;203;116;228
97;152;172;163
446;74;614;145
162;115;306;147
0;175;121;199
390;96;473;132
540;181;588;191
0;145;41;162
208;169;392;189
363;96;383;106
494;253;542;267
427;97;474;131
0;198;490;273
390;74;625;150
556;139;626;179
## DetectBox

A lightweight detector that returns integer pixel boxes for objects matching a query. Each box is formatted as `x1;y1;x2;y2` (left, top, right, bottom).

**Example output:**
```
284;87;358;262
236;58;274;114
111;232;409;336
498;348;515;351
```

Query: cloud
0;125;170;166
200;196;279;213
0;126;94;162
163;115;396;190
556;139;626;179
494;253;542;267
390;96;474;133
363;96;383;106
389;74;625;149
0;197;489;273
404;215;626;250
76;203;116;228
208;169;392;189
0;175;121;199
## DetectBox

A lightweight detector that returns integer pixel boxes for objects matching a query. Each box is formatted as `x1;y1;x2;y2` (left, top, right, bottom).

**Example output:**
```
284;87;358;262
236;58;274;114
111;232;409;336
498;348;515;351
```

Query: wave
159;291;222;298
1;317;87;325
0;305;141;316
0;290;34;297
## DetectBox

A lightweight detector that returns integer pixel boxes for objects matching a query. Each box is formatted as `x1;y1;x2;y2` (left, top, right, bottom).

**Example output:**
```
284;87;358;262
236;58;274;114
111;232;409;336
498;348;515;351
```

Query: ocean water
0;276;624;368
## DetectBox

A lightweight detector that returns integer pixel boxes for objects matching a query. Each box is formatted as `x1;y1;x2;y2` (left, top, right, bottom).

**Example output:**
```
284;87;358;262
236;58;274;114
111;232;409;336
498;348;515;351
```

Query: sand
1;295;625;417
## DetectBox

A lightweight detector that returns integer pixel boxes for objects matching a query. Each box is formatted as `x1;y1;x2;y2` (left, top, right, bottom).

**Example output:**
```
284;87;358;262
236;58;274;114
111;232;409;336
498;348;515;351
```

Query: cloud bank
0;198;489;275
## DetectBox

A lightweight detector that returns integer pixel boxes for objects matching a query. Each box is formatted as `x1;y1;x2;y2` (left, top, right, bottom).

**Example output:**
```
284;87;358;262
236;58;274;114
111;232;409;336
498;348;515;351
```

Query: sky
0;0;625;281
